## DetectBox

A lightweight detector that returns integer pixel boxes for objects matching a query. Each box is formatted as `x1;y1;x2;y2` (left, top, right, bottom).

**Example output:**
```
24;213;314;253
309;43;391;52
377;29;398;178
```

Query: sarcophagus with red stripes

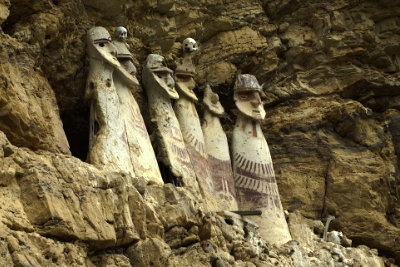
112;27;163;185
202;84;238;211
174;38;217;210
232;74;291;245
142;54;198;189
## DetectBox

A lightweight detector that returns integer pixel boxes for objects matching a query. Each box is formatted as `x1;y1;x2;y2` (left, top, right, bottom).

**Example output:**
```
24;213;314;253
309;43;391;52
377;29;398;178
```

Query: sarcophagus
202;84;238;211
86;26;136;179
173;38;216;209
142;54;198;189
232;74;291;245
112;27;163;184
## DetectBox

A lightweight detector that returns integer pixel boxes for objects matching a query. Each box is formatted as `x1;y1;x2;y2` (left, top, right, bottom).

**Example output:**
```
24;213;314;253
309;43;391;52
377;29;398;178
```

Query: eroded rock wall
0;0;399;264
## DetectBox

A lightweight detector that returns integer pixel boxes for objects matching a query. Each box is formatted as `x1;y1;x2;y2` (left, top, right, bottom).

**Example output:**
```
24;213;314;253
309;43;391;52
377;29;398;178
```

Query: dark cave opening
61;105;90;161
159;162;183;187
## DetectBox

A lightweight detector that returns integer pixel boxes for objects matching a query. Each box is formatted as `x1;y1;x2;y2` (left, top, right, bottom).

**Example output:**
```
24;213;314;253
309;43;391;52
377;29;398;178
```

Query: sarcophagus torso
142;54;198;189
202;85;238;211
86;26;135;179
232;74;291;245
112;27;163;184
174;38;216;209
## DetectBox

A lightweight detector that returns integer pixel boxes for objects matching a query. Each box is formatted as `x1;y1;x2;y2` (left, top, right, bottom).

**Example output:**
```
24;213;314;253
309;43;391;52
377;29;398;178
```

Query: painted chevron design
233;152;275;177
170;126;184;142
234;174;279;195
239;187;282;210
186;133;206;155
170;142;192;168
233;152;279;195
208;155;236;198
130;104;148;139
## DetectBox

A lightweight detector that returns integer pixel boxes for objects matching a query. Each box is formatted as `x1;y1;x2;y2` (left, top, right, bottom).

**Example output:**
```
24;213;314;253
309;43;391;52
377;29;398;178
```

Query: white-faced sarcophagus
85;26;135;178
112;27;163;184
202;84;238;211
173;38;216;208
232;74;291;245
142;54;198;189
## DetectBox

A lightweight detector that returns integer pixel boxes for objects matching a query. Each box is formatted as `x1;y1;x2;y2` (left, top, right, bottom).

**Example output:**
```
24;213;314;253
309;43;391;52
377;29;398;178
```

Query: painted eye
99;43;105;47
211;94;219;104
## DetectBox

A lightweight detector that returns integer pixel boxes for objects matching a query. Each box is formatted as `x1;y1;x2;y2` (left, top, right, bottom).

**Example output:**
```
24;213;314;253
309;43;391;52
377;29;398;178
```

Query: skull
114;26;127;41
182;38;198;53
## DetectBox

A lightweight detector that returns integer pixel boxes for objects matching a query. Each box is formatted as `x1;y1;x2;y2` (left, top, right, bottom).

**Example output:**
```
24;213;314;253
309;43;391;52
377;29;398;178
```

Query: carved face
114;57;139;86
87;26;119;67
118;59;136;75
175;74;197;102
234;90;265;120
144;54;178;99
233;74;266;120
114;26;127;41
182;38;198;54
203;84;224;116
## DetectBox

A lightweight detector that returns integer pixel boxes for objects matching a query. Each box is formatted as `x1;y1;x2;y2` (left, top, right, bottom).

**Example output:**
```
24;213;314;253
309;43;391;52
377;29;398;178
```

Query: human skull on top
182;38;198;55
114;26;127;41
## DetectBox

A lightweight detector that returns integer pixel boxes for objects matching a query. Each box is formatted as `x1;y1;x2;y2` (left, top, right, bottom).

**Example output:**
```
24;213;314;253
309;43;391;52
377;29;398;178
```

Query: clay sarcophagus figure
85;26;136;178
232;74;291;245
173;38;216;207
142;54;198;189
202;84;238;211
112;27;163;184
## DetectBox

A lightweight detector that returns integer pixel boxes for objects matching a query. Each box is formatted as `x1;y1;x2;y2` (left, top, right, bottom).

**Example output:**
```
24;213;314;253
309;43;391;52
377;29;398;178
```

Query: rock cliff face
0;0;399;265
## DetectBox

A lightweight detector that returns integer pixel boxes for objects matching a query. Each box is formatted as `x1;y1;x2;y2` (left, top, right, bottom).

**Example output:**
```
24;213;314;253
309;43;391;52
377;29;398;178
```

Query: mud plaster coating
173;39;216;209
112;27;163;184
142;54;199;189
202;85;238;211
86;26;135;179
232;74;291;246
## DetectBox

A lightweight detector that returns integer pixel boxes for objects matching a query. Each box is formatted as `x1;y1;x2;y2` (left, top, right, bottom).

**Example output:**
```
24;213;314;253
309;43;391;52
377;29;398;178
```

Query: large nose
109;43;118;56
251;100;259;107
251;95;261;107
211;94;219;104
167;77;174;89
